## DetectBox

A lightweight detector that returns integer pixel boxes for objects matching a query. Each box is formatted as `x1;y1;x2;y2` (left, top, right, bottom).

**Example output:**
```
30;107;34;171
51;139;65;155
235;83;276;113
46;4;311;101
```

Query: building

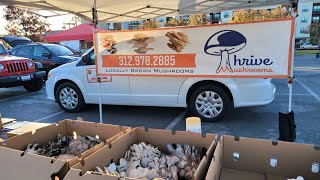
87;0;320;44
295;0;320;44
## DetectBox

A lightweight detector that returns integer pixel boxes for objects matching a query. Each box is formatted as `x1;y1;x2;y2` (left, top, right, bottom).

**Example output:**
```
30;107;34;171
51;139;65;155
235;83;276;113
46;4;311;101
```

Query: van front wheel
56;82;85;113
189;85;231;122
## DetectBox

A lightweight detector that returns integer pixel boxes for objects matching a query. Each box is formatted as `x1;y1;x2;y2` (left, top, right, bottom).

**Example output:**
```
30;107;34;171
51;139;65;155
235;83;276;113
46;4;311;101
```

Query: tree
187;14;208;26
309;23;320;46
165;18;185;27
139;19;161;29
4;6;49;42
229;6;291;23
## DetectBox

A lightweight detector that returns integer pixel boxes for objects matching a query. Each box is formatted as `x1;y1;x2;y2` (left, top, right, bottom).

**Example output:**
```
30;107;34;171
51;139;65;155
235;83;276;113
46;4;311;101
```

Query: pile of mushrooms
95;142;201;180
101;35;117;54
165;31;189;53
127;33;155;54
24;132;102;160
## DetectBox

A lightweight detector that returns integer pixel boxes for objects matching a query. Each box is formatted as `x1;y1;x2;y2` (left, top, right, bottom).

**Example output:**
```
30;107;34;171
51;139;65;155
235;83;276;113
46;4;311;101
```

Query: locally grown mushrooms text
92;142;201;180
127;33;155;54
165;31;189;53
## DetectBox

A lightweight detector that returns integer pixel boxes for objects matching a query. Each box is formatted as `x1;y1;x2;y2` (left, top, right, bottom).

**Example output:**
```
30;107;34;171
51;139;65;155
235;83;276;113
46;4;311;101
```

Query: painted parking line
34;111;64;122
296;79;320;103
0;92;37;102
165;112;186;130
277;93;312;96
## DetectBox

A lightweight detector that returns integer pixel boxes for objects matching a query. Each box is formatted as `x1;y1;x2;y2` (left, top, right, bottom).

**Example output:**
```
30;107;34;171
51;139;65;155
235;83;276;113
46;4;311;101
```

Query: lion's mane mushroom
204;30;246;73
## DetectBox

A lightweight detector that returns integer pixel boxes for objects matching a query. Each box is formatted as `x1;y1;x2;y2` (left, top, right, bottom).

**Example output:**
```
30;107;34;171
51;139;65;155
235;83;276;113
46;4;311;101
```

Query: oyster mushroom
175;145;188;161
107;163;117;174
128;167;149;179
159;156;167;168
117;158;128;172
177;159;188;169
126;160;141;174
146;168;160;179
166;155;180;167
25;143;41;154
170;165;178;180
96;167;104;174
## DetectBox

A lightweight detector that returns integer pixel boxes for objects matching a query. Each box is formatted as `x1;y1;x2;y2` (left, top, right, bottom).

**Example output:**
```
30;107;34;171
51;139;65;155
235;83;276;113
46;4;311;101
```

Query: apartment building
98;0;319;43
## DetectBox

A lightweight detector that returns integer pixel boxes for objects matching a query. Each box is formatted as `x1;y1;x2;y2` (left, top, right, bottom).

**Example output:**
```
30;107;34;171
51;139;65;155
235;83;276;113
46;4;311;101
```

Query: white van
46;47;275;122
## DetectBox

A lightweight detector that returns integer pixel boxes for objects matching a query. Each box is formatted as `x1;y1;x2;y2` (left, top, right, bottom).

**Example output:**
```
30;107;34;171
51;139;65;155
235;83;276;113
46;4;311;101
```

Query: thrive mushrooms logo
204;30;246;73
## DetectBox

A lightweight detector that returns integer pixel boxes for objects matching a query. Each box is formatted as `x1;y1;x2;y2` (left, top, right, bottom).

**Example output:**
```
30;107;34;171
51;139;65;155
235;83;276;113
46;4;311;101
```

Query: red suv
0;43;46;92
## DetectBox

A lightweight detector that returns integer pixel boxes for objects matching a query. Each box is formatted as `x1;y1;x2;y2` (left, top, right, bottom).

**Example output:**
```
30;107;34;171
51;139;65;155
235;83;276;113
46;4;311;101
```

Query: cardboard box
0;117;16;130
0;119;128;180
64;127;217;180
206;135;320;180
7;122;51;137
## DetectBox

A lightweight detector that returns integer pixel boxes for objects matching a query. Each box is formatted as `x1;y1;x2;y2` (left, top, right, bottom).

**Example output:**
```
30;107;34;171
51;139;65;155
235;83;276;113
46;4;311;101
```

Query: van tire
189;85;231;122
55;82;85;113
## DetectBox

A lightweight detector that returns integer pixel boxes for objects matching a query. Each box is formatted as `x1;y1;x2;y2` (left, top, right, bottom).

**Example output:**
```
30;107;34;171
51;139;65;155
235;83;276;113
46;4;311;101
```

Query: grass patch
295;49;320;55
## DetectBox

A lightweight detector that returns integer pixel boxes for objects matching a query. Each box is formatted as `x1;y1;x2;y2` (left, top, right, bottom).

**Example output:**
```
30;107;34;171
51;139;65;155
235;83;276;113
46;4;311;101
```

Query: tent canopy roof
46;23;104;42
1;0;292;22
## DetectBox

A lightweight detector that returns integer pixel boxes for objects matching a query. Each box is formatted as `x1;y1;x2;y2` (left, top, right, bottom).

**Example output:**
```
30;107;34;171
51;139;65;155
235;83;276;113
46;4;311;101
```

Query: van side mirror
82;54;93;65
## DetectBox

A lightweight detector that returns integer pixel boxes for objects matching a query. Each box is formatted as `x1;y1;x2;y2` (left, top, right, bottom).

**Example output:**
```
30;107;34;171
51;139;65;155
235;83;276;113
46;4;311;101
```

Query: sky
0;6;74;35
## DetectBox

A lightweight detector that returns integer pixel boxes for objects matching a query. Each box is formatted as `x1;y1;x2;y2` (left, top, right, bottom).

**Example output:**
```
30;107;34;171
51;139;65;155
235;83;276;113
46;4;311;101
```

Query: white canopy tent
0;0;297;124
1;0;293;22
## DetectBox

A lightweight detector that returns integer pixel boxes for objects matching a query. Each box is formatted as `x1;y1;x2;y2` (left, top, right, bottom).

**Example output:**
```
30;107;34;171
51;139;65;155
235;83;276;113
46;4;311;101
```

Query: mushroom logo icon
204;30;246;73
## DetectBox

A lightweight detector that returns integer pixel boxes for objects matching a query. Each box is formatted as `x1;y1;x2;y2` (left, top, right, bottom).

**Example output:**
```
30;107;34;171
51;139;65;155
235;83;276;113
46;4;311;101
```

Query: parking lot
1;55;319;145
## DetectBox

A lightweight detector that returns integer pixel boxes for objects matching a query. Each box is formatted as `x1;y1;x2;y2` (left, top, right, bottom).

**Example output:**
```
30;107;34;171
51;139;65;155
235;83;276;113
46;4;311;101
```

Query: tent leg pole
288;9;298;113
98;78;103;124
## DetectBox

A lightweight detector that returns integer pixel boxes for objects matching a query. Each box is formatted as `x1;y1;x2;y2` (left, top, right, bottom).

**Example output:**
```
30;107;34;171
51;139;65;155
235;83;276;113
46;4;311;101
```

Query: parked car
9;43;80;73
0;43;46;92
46;47;276;122
0;36;33;49
301;42;318;49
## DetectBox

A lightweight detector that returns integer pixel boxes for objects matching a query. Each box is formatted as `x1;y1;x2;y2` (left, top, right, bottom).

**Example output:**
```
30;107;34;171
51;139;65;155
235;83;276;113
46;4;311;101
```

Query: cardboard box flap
65;120;128;143
206;137;224;180
64;168;121;180
222;135;320;179
2;121;67;150
194;135;217;180
219;168;266;180
136;127;216;153
0;146;65;180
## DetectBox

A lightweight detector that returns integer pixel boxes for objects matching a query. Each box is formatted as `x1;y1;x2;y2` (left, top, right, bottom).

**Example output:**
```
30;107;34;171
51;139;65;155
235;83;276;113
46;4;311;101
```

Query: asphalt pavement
0;55;319;145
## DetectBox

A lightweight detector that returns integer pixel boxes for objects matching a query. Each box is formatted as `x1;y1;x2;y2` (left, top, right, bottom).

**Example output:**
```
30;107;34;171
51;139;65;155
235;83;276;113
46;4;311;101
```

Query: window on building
224;12;229;18
300;27;309;34
213;13;220;20
314;5;320;12
301;17;308;23
312;16;320;23
302;6;309;12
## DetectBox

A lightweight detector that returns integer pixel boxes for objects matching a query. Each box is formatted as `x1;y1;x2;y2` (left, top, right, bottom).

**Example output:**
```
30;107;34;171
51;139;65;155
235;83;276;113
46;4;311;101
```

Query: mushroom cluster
24;133;102;160
95;142;201;180
127;33;155;54
101;35;117;54
165;31;189;53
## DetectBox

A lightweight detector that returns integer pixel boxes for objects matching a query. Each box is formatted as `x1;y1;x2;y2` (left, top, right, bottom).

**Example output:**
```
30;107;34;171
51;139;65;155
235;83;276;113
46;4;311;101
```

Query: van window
89;50;95;65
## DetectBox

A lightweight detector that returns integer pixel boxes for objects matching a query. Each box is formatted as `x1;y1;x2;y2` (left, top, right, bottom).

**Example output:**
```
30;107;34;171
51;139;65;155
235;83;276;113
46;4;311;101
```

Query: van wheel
189;85;231;122
56;82;85;113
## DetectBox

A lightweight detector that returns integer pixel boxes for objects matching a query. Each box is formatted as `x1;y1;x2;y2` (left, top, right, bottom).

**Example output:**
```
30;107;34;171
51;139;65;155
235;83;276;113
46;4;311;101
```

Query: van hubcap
195;91;223;118
59;87;78;109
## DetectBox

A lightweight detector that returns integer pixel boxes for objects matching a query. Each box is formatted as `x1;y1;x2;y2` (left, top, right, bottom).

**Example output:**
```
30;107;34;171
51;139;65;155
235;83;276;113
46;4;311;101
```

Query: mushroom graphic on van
204;30;246;73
